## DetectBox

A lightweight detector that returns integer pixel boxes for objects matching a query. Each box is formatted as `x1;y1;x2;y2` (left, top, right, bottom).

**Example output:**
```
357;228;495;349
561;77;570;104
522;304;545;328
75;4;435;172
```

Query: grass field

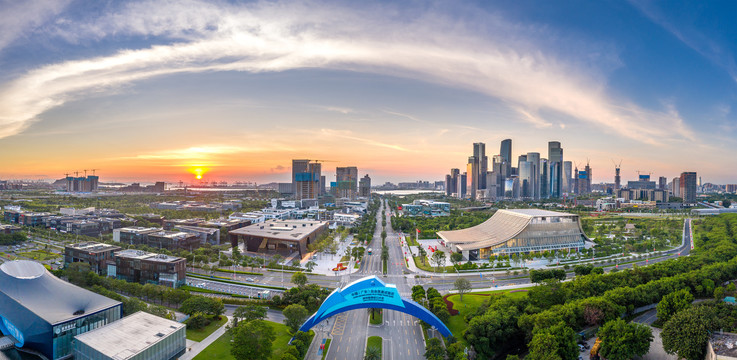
366;336;383;358
18;249;60;261
186;316;228;342
369;309;383;325
445;289;529;343
192;321;294;360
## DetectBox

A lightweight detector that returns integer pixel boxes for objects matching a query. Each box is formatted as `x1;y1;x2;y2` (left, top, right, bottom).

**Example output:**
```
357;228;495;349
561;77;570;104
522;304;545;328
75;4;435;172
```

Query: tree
662;306;717;360
365;346;381;360
431;250;446;273
291;271;308;287
450;252;463;265
598;319;652;360
233;304;267;326
231;320;276;360
412;285;426;304
527;322;578;360
657;288;694;324
715;286;726;300
305;260;317;272
425;338;445;360
179;296;224;317
65;262;92;286
454;278;472;300
418;246;427;264
283;304;309;333
186;312;211;330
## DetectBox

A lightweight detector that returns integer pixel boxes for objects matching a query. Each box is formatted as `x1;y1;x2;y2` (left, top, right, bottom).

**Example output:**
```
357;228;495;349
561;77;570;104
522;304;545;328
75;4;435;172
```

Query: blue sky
0;0;735;184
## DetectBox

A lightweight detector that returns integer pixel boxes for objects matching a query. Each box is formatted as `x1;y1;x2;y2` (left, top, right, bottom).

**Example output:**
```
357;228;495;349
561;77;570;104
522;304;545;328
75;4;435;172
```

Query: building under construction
65;171;99;192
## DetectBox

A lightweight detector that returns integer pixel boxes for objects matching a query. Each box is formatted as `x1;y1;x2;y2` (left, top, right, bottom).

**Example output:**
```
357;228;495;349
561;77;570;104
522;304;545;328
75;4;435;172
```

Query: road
326;199;426;360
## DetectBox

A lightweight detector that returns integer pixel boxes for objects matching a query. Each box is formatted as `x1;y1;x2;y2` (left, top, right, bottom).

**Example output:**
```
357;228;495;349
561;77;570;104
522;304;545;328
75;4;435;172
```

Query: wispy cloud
316;129;411;152
115;144;288;161
0;0;71;54
0;0;696;146
382;110;424;123
317;106;354;114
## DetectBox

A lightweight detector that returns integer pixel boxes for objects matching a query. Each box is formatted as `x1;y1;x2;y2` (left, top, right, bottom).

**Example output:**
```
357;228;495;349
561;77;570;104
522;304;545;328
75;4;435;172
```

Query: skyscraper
540;158;549;198
458;172;467;198
526;152;540;200
474;143;488;190
359;174;371;197
548;141;563;198
518;155;532;199
450;168;460;198
500;139;512;164
680;172;697;204
467;156;478;199
658;176;667;190
563;161;572;194
671;177;680;197
336;166;359;199
292;159;321;200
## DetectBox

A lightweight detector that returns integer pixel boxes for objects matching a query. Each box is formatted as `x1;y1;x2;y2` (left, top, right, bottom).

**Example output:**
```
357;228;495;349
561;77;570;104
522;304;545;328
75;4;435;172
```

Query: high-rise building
658;176;667;190
614;164;621;190
359;174;371;197
680;172;697;203
500;139;512;164
563;161;572;194
492;155;508;198
518;155;532;199
292;159;321;200
474;143;488;190
548;141;563;198
574;162;593;195
457;172;467;198
540;158;549;198
445;175;453;196
467;157;478;199
336;166;359;199
526;152;541;200
449;168;460;197
671;177;680;197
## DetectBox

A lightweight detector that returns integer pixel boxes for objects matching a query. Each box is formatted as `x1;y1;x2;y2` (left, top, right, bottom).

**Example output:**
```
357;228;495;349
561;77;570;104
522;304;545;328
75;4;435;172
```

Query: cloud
383;110;424;123
0;0;71;54
0;0;696;145
270;165;287;172
318;106;354;114
115;144;283;162
316;129;411;152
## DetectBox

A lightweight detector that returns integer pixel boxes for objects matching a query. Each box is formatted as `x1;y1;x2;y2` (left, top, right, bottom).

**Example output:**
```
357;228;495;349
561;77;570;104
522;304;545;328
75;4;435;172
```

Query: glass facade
52;306;121;360
480;219;586;258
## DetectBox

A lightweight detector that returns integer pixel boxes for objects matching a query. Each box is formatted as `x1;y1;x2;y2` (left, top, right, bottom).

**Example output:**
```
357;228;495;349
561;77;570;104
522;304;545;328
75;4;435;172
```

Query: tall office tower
458;172;467;199
492;155;508;198
473;143;488;190
450;168;460;197
527;152;541;200
500;139;512;163
293;159;321;200
518;155;532;198
563;161;572;194
336;166;359;199
320;175;326;195
540;158;549;198
574;165;579;194
445;175;453;196
658;176;667;190
680;172;697;203
467;156;479;200
614;166;621;190
672;177;680;197
548;141;563;198
359;174;371;197
584;162;592;193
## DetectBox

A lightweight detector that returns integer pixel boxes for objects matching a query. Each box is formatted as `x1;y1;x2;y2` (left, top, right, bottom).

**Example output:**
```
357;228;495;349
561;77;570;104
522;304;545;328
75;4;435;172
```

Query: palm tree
365;346;381;360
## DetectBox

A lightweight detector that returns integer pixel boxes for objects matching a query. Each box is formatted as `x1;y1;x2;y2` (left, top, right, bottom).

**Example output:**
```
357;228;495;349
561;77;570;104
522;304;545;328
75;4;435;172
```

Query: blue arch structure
299;275;452;337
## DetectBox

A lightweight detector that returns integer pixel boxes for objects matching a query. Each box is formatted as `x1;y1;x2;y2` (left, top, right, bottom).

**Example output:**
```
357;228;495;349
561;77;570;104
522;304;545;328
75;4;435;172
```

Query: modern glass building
0;260;121;360
437;209;591;260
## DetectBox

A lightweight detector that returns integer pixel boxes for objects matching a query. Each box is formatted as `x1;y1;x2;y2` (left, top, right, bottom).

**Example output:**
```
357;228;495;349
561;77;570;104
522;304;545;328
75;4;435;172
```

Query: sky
0;0;736;185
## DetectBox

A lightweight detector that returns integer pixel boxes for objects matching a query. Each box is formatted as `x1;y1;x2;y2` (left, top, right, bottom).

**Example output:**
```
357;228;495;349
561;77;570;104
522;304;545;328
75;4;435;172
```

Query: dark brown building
64;242;122;275
229;219;328;257
109;249;186;288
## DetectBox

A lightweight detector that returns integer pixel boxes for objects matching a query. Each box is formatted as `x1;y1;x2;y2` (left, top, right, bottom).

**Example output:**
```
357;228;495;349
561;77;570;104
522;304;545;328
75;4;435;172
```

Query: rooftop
501;209;577;218
118;226;160;234
711;332;737;358
114;249;184;263
74;311;184;360
0;260;120;324
229;219;327;241
67;242;121;253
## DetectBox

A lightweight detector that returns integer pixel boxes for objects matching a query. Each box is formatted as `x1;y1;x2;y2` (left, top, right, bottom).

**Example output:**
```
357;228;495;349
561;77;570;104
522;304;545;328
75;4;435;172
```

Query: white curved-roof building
437;209;591;260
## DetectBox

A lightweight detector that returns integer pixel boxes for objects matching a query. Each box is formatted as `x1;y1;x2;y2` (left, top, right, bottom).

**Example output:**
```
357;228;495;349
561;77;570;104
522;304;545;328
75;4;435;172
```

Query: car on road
245;277;255;282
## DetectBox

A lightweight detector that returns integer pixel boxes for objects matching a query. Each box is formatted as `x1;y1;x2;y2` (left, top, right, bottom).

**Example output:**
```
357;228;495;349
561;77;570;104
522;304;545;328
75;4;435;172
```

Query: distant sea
372;190;443;196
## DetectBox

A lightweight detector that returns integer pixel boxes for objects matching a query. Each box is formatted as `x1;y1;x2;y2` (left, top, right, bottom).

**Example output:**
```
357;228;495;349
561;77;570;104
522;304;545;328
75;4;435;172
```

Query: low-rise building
64;242;122;275
145;230;200;250
0;224;21;234
73;311;186;360
333;213;361;226
163;218;206;230
400;200;451;217
229;219;328;257
113;227;160;243
229;212;266;224
109;249;186;288
176;225;220;245
707;332;737;360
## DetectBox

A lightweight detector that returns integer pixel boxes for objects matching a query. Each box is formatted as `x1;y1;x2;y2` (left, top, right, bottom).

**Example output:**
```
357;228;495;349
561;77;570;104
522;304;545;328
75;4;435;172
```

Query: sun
188;166;209;180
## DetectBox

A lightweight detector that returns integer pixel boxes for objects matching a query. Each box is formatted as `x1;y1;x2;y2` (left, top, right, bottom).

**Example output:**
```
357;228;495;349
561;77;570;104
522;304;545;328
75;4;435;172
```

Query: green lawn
18;250;60;261
321;339;331;360
445;289;529;344
366;336;383;358
369;309;383;325
186;316;228;342
192;321;294;360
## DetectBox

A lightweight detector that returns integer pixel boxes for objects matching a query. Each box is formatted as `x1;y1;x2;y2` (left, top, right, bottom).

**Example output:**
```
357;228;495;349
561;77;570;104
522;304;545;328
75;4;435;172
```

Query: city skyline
1;1;736;184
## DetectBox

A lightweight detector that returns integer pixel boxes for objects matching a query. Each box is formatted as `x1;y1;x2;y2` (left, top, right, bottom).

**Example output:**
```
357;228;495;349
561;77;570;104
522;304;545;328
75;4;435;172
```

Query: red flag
416;228;420;234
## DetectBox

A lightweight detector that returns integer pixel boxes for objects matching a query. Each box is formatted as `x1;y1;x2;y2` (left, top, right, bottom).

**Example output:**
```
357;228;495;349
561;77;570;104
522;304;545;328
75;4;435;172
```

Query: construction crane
89;168;99;176
309;159;338;163
83;169;88;177
73;171;80;177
